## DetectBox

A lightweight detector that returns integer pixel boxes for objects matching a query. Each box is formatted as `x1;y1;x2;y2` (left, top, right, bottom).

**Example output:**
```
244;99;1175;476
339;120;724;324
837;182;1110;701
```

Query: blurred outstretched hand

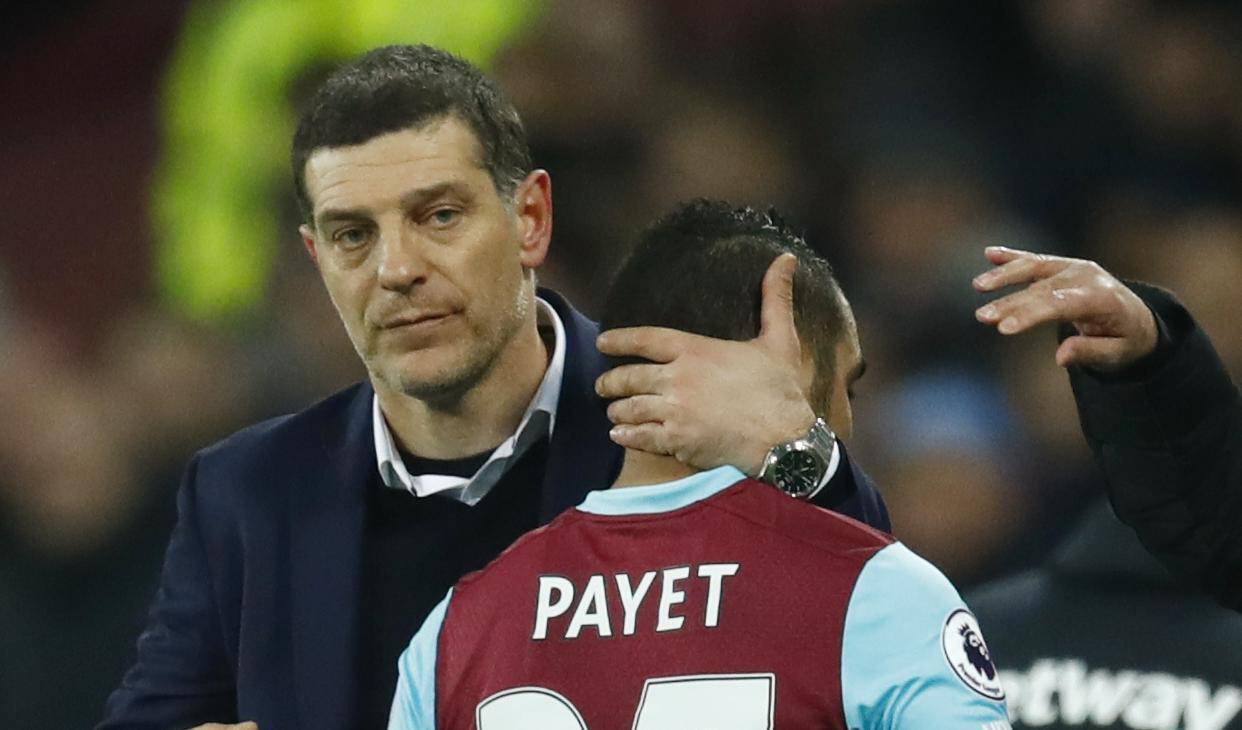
974;246;1158;372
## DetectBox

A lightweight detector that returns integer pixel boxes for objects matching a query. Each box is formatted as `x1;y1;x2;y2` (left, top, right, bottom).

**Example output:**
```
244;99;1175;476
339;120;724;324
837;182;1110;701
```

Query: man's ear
513;170;552;269
299;224;320;267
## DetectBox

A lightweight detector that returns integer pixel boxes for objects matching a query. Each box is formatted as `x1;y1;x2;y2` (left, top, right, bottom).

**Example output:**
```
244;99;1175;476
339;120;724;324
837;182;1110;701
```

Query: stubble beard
379;284;532;406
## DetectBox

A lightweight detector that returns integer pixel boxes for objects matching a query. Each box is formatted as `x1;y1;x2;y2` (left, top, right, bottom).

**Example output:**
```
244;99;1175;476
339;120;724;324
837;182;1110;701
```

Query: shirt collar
373;296;567;501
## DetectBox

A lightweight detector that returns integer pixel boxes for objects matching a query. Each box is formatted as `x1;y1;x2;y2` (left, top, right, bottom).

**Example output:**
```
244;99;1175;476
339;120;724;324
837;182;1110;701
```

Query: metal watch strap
805;418;835;457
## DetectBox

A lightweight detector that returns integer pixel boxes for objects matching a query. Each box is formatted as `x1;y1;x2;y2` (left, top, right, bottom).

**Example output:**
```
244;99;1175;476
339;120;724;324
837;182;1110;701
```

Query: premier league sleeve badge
941;608;1006;701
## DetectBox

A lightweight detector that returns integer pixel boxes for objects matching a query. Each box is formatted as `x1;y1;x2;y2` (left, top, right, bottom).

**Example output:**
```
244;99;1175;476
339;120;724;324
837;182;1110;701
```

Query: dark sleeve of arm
98;455;238;729
1068;281;1242;611
810;442;892;533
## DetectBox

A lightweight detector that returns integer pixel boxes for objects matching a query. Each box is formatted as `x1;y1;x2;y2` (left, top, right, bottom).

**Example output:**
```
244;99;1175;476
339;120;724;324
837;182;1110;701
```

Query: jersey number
476;673;775;729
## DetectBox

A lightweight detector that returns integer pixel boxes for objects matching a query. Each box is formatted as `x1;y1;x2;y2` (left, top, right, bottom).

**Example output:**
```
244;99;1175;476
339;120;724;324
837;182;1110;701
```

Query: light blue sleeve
841;543;1011;730
388;588;453;730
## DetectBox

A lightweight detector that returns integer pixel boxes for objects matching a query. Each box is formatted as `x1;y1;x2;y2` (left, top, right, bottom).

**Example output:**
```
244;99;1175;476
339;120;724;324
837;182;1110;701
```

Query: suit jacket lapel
538;290;624;522
290;383;373;728
285;293;619;725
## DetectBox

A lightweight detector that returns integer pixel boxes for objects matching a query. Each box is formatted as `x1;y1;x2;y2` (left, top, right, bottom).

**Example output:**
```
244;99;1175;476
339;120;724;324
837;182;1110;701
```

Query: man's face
299;117;550;401
802;299;865;440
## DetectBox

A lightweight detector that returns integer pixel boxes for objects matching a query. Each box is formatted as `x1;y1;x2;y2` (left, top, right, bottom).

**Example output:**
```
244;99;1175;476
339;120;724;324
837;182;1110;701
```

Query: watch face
774;449;823;498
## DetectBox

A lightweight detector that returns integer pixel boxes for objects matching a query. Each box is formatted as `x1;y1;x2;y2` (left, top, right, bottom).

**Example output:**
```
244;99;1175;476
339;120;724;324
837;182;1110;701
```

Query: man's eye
428;208;460;227
334;228;371;248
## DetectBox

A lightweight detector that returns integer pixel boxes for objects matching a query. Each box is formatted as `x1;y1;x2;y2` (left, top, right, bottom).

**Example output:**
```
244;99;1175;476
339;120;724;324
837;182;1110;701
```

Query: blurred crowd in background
1;0;1240;725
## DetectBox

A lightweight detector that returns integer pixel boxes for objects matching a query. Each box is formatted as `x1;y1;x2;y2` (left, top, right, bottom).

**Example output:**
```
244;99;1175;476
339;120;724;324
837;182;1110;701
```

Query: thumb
759;253;801;360
1055;335;1124;371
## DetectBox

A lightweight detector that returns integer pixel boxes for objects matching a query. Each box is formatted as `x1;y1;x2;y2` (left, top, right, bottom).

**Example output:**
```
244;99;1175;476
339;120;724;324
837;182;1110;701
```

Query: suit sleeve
810;441;892;533
841;543;1012;729
98;454;238;729
1068;282;1242;611
389;589;452;730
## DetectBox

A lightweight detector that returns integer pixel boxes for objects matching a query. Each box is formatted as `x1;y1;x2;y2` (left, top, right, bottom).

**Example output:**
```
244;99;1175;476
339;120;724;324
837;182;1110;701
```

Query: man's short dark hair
601;199;849;412
291;44;532;223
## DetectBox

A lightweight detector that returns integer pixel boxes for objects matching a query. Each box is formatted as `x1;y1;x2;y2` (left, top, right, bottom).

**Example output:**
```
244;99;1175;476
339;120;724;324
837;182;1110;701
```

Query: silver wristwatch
756;418;837;499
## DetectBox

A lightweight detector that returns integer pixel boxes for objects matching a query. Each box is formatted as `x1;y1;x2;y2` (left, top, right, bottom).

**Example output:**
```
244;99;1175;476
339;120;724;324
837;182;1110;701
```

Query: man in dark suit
100;45;888;730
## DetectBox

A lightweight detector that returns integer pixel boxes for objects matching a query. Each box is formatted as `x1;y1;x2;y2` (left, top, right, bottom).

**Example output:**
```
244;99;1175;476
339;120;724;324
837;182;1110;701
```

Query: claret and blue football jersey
390;466;1011;729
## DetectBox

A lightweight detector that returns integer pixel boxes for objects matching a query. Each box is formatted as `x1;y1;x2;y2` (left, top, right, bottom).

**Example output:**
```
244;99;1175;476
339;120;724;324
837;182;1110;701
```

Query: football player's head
601;199;864;438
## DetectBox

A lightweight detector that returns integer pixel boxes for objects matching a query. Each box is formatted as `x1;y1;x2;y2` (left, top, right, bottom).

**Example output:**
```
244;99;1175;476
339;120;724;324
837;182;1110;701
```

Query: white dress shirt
373;297;567;506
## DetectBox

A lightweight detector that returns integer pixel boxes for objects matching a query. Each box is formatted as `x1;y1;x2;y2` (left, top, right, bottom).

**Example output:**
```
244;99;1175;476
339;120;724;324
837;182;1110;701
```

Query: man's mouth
381;312;454;329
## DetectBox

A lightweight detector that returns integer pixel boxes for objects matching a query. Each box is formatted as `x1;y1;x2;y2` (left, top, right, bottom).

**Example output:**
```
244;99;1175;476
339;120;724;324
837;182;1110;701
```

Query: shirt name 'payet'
532;563;741;640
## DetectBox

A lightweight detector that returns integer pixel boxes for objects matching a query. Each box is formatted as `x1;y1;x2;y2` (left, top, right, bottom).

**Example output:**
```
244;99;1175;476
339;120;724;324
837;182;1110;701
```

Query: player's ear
514;170;552;269
299;224;320;267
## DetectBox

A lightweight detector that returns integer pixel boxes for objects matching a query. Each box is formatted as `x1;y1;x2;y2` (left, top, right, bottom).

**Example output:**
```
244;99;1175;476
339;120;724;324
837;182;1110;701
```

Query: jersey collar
576;465;748;516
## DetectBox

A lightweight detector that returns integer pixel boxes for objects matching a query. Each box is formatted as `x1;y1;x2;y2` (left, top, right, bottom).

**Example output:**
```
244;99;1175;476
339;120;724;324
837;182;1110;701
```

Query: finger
979;285;1098;334
973;247;1019;290
976;264;1079;322
595;363;668;398
976;279;1055;324
758;253;801;361
609;422;672;455
596;327;710;363
972;251;1073;292
1056;335;1125;370
606;395;673;425
982;245;1031;265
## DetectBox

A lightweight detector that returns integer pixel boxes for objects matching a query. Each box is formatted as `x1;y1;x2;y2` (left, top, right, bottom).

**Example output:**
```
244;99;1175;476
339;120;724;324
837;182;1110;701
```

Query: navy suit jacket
100;290;889;729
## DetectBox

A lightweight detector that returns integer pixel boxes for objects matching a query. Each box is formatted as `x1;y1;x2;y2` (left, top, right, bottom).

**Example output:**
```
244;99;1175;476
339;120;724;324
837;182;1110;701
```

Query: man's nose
376;227;429;292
